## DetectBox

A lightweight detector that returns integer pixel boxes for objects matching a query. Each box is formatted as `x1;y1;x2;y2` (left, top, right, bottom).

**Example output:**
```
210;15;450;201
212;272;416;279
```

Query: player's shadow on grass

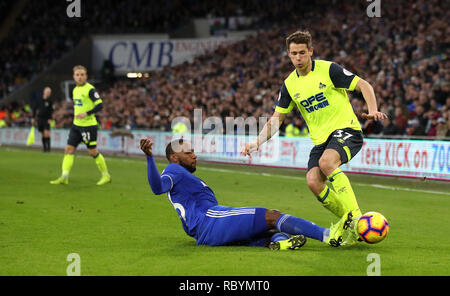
166;237;378;254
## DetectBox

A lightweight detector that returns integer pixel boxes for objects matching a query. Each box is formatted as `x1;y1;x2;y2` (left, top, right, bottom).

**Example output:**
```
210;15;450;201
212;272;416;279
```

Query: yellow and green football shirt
72;82;102;127
275;60;361;145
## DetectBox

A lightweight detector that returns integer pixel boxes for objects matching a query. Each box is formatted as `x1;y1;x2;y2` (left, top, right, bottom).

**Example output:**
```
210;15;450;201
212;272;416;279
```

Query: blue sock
276;214;327;242
270;232;290;243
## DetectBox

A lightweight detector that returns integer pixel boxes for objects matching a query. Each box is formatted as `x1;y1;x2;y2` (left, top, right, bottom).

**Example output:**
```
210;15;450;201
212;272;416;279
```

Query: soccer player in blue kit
141;138;353;249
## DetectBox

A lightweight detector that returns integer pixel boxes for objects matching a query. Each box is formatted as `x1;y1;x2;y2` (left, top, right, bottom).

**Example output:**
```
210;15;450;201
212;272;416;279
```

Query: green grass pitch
0;146;449;276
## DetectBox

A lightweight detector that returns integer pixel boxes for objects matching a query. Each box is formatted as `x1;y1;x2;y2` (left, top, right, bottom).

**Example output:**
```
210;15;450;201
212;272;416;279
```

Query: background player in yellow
241;31;387;244
51;65;111;185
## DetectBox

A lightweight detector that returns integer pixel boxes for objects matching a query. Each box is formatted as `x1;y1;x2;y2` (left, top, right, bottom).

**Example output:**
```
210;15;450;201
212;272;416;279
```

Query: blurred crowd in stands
0;0;449;138
0;0;297;100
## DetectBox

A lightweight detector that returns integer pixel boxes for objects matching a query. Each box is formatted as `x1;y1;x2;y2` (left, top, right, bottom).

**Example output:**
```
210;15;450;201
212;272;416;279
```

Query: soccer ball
357;212;389;244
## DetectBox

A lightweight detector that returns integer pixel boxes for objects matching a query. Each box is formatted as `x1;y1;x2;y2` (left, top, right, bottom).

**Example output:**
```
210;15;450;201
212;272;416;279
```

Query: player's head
166;139;197;173
73;65;88;86
43;87;51;99
286;30;314;73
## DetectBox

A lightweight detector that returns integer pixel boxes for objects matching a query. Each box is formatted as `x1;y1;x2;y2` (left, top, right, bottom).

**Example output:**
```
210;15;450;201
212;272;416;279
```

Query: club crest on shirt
343;69;354;76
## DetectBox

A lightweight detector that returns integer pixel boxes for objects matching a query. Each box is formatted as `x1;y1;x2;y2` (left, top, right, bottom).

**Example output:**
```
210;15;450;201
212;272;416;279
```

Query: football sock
270;232;290;243
94;153;109;176
276;214;327;242
327;168;362;217
43;137;51;152
61;154;74;178
317;185;346;218
46;137;51;152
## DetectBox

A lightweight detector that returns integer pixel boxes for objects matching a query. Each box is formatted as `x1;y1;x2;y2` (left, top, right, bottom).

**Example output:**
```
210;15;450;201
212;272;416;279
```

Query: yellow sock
317;185;346;218
62;154;74;178
327;168;362;217
94;153;109;176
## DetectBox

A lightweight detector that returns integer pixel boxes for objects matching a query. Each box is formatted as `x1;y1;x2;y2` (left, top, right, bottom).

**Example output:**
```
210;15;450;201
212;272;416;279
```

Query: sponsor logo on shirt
299;92;329;113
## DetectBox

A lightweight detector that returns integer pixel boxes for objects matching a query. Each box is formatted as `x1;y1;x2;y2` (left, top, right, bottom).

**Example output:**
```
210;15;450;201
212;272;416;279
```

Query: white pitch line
197;166;449;196
368;184;449;196
3;148;448;196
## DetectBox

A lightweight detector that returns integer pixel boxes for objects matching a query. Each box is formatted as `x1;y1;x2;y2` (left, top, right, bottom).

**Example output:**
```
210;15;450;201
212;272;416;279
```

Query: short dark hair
286;30;312;51
165;138;184;162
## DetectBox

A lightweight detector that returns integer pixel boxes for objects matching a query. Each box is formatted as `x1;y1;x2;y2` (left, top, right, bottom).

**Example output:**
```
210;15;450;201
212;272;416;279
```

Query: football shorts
307;128;363;171
67;124;98;149
195;206;268;246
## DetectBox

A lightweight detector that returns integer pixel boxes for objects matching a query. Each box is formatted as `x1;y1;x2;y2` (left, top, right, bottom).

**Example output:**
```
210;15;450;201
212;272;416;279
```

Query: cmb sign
92;36;245;73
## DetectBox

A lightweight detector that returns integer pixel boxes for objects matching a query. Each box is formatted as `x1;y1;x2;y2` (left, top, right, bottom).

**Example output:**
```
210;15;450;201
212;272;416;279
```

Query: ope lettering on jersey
299;92;330;113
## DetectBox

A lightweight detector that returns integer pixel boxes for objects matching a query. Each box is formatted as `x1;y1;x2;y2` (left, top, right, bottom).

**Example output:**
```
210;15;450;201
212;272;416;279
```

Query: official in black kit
32;86;54;152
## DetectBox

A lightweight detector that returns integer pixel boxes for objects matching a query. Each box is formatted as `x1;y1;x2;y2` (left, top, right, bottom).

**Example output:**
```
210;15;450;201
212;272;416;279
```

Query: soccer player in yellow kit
242;31;387;246
51;65;111;185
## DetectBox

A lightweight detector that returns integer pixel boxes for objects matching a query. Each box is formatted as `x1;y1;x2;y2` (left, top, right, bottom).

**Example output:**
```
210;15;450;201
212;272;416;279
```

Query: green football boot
96;174;111;186
268;235;307;250
342;212;363;246
326;212;354;247
50;176;68;185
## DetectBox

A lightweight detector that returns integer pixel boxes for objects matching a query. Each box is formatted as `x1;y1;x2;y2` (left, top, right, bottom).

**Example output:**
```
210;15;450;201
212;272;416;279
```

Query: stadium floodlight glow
126;73;143;78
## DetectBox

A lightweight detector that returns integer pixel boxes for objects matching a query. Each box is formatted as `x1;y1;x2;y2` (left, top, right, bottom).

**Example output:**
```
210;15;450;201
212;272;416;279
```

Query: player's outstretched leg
317;185;346;218
268;232;307;250
327;168;362;218
269;210;341;248
307;167;346;218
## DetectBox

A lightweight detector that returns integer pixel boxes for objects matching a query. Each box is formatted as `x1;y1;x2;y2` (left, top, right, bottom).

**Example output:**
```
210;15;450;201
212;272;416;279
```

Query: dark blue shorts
67;124;98;149
196;206;268;246
308;128;363;171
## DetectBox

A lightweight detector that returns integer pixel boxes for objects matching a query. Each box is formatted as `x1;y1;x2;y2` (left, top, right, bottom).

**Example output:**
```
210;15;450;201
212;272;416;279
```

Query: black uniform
35;98;53;131
33;97;53;152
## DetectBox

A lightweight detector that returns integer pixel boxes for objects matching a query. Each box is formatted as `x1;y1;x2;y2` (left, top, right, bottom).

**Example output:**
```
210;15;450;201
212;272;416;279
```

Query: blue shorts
196;206;268;246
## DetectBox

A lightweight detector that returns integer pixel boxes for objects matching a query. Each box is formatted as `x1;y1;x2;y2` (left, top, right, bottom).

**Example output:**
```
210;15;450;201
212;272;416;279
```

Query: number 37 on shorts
331;128;363;163
333;129;354;141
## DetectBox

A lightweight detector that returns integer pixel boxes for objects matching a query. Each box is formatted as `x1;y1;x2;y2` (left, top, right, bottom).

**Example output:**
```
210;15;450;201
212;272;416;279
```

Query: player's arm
241;83;292;156
329;62;386;121
140;138;173;195
75;89;103;119
246;111;286;154
354;79;387;121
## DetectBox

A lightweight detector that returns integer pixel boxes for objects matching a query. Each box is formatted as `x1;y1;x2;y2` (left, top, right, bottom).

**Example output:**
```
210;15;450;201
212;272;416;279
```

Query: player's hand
75;112;88;119
140;138;153;156
361;111;387;121
241;142;259;156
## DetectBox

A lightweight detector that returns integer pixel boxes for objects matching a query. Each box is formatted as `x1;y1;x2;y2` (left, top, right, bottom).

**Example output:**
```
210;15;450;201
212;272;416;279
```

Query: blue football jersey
160;163;218;238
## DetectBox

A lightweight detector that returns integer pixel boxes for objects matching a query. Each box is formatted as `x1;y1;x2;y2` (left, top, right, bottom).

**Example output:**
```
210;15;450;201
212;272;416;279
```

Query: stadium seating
0;0;448;137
